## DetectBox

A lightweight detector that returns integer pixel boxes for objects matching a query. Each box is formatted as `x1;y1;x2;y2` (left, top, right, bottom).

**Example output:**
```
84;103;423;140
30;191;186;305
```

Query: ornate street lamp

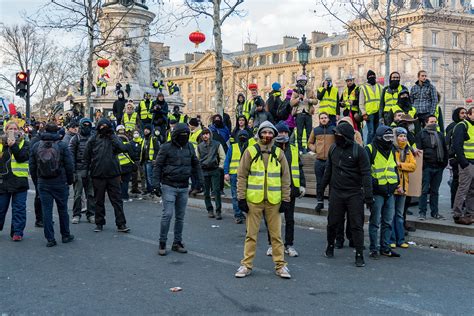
297;34;311;75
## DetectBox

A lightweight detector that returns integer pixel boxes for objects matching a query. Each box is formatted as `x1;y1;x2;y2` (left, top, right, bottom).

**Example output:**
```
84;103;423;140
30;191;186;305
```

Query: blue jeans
419;166;444;216
365;114;378;145
0;191;27;237
143;161;154;193
390;195;406;246
121;172;132;199
160;184;188;243
369;194;395;252
38;181;70;242
230;174;242;218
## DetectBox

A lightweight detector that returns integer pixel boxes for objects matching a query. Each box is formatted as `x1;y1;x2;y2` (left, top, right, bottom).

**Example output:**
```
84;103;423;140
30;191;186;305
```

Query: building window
340;44;345;55
246;57;253;67
338;67;345;80
403;60;411;74
187;83;192;93
358;64;364;78
259;55;266;66
452;82;458;99
452;33;459;48
251;76;257;84
278;73;284;84
210;81;215;91
405;32;412;46
184;66;189;75
175;67;180;76
291;72;297;83
198;81;203;93
322;68;329;79
272;53;279;64
380;39;386;50
432;31;439;46
198;97;203;111
286;51;293;62
265;75;270;87
224;79;229;90
358;40;364;53
323;46;329;57
188;99;193;111
240;78;246;89
210;96;216;110
432;58;439;74
166;69;171;77
452;60;459;73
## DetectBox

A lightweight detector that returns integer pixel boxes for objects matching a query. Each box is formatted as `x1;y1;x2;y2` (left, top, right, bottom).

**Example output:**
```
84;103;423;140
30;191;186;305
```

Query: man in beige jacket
234;121;292;279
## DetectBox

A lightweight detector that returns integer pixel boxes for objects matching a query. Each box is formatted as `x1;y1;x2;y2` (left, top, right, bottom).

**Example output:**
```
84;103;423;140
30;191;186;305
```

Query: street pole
26;69;31;121
442;63;448;121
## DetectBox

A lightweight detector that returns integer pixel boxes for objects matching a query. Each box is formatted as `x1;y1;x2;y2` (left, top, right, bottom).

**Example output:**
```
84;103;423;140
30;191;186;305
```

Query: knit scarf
425;124;444;162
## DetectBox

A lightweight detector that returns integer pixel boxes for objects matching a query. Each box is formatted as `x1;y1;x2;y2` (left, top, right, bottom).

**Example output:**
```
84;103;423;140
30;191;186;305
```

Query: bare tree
317;0;447;83
444;35;473;104
184;0;245;116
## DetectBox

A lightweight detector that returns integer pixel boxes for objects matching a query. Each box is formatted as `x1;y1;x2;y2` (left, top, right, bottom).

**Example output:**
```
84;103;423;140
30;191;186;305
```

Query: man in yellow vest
235;121;292;279
117;128;139;203
451;107;474;223
137;92;153;127
0;121;29;241
317;76;339;125
339;75;361;130
380;72;407;125
168;105;188;124
366;126;401;259
241;83;259;120
360;70;383;144
189;118;203;196
141;124;160;199
123;101;139;133
152;79;159;95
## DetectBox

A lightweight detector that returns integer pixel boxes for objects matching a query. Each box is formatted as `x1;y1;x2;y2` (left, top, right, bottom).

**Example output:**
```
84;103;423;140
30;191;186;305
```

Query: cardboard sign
406;152;423;197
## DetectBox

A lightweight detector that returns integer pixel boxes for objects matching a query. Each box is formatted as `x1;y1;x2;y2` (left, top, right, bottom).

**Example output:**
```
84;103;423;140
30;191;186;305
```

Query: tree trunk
213;0;224;117
384;0;392;85
85;0;94;119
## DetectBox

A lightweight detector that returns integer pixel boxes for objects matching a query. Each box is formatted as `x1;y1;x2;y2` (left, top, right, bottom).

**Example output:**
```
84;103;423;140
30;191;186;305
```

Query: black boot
315;202;324;214
158;242;166;256
335;240;344;249
325;244;334;258
355;252;365;267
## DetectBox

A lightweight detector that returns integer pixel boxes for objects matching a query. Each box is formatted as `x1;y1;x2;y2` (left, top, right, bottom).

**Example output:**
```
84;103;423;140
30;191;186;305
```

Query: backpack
250;143;280;167
276;99;291;121
329;142;361;161
37;140;61;178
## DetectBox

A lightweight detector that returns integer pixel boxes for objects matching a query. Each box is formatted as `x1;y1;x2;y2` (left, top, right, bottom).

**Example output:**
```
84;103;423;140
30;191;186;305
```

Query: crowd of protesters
0;69;473;279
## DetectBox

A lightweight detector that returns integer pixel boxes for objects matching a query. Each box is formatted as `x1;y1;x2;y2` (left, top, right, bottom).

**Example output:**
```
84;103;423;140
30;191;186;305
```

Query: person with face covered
235;121;292;279
130;129;146;198
360;70;383;144
380;72;408;125
113;90;127;125
366;126;401;259
387;88;417;127
153;123;203;256
250;96;274;128
322;122;372;267
141;124;160;199
317;77;339;124
84;118;131;233
168;105;188;124
224;130;254;224
416;115;448;220
151;93;169;143
123;101;139;133
196;127;226;219
137;92;154;128
209;114;230;151
69;118;96;224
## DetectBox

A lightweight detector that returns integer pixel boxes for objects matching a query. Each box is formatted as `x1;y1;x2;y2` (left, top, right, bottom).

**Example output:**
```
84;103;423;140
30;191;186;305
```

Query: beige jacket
290;91;317;115
237;140;291;203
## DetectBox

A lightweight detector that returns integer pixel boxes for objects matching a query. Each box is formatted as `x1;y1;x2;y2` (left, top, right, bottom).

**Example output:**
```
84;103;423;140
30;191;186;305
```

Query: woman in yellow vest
0;121;29;241
235;121;292;279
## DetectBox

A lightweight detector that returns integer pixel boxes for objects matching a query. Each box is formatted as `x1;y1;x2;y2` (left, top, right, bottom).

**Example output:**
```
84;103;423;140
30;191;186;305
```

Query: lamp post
297;34;311;75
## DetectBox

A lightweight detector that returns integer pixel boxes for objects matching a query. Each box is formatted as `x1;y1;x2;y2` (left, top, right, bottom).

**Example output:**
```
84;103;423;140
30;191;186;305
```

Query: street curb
187;198;474;253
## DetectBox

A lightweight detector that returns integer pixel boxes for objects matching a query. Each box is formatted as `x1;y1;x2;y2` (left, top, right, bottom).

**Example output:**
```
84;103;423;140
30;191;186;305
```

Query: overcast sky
0;0;343;60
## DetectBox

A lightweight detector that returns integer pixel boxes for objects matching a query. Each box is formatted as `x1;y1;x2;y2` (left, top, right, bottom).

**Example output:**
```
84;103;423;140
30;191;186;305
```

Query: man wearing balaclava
360;70;383;144
235;121;292;279
84;118;132;233
266;82;283;121
380;72;407;125
321;122;372;267
113;90;127;125
366;126;400;259
69;118;96;224
153;123;202;256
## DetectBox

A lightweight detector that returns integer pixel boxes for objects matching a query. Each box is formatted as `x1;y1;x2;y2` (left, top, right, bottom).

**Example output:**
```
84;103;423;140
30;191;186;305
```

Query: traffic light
15;71;28;98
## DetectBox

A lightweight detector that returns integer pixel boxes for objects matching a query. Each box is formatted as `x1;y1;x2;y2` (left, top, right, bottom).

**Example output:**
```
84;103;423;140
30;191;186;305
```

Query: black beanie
189;118;199;127
367;70;376;79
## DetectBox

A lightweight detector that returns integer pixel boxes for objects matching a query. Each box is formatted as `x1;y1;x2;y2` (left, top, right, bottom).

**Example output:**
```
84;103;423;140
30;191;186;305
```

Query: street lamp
297;34;311;75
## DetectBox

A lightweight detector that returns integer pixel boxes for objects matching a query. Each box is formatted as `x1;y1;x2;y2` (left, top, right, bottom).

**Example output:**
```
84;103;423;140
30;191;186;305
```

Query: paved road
1;192;473;315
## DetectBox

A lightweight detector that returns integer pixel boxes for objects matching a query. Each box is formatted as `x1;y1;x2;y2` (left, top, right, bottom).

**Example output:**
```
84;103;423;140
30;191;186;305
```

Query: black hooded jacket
446;107;465;158
113;94;127;125
153;123;202;188
452;117;474;168
0;137;29;194
266;90;283;121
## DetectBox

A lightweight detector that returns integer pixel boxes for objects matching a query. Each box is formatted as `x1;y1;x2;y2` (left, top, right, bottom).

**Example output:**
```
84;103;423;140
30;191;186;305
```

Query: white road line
124;234;272;274
367;297;443;316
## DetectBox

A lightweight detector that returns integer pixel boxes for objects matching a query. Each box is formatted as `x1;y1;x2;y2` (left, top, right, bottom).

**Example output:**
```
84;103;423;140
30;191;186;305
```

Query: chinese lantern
189;31;206;48
97;59;110;68
466;98;473;104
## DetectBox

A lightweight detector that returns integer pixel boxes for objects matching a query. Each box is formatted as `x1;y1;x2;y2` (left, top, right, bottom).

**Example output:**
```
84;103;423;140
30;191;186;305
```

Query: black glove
238;199;249;213
153;186;162;197
279;201;291;213
365;197;374;210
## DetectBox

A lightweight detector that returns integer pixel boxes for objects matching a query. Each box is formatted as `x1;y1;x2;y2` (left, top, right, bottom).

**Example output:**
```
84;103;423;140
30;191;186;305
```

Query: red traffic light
17;72;27;81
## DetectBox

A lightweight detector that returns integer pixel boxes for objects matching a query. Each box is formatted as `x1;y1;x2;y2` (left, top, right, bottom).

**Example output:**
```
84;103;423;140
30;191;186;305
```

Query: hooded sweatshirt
445;107;466;158
113;93;127;125
235;93;246;118
196;128;225;175
338;117;363;145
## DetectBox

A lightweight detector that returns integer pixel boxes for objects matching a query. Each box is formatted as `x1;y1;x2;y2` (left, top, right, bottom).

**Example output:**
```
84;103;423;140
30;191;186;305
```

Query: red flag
8;103;17;115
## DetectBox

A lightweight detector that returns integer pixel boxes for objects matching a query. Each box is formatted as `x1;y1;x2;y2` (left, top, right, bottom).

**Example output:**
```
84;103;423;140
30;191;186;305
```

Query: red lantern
466;98;473;104
97;59;110;68
189;31;206;48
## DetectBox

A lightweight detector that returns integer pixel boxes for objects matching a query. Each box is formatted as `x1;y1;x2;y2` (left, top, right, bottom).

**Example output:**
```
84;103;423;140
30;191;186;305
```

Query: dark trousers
204;169;222;213
327;190;364;253
92;176;127;226
121;172;132;200
296;113;312;152
38;182;70;242
131;163;146;193
72;169;95;218
336;218;352;244
419;166;444;217
450;159;460;209
190;172;202;191
265;196;296;247
34;184;42;223
314;159;327;201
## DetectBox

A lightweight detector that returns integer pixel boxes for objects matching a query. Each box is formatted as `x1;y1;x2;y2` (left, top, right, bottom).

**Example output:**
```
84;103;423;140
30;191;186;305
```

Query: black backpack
37;140;61;178
277;99;291;121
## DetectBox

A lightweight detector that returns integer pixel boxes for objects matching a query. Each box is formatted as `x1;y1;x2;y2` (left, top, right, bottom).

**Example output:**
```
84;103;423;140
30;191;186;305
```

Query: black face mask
367;77;376;85
81;125;92;136
214;120;224;128
176;133;189;147
389;80;400;89
238;137;248;144
399;98;410;108
335;134;347;147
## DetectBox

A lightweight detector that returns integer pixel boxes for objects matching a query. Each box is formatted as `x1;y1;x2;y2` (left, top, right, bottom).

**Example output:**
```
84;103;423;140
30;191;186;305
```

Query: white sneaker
87;216;95;224
266;246;273;256
285;246;299;257
275;266;291;279
235;265;251;278
72;216;80;224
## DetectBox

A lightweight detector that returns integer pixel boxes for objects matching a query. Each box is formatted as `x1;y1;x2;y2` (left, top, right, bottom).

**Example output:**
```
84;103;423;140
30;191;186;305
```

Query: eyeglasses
382;134;394;142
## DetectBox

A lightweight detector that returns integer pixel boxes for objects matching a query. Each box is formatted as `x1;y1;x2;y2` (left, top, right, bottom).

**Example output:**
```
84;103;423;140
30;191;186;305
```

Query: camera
295;84;305;96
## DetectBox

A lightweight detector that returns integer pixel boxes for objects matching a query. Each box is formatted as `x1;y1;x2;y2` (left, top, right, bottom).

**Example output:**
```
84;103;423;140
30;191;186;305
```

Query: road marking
124;234;272;274
367;297;443;316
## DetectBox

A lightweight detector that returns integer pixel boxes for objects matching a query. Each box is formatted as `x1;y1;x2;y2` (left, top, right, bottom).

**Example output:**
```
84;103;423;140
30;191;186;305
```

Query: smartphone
7;130;15;143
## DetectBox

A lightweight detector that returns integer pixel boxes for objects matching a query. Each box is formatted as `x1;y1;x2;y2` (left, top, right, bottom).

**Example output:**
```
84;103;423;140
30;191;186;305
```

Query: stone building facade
157;3;474;125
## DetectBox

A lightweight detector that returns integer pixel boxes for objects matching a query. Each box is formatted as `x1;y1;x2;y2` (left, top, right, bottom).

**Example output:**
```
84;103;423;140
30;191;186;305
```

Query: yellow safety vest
294;128;307;149
152;81;159;88
462;120;474;159
434;105;442;133
229;143;242;175
167;131;172;142
391;104;417;119
341;86;358;112
361;83;382;115
139;100;153;120
141;137;155;161
290;145;300;188
318;86;338;115
123;113;137;131
118;141;132;166
246;145;282;205
367;144;398;185
241;100;253;120
189;129;202;148
168;113;185;123
383;85;403;113
0;140;28;177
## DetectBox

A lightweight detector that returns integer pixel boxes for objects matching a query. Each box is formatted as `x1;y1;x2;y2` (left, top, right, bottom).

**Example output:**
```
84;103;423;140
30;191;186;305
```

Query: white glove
299;186;306;198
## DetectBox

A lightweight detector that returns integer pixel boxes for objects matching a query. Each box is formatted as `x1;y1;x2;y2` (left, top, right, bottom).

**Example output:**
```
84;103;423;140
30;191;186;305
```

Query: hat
257;121;278;137
275;121;290;133
248;83;258;90
173;105;180;112
398;88;410;97
67;122;79;129
394;127;407;136
345;74;355;81
399;114;416;122
143;124;152;131
325;76;332;81
201;127;211;135
188;118;199;127
271;82;281;91
334;123;354;141
286;89;294;97
116;124;125;131
254;96;264;107
296;74;307;82
79;118;92;126
45;122;59;133
237;130;249;139
367;70;376;78
376;125;393;138
96;118;112;130
169;119;177;125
